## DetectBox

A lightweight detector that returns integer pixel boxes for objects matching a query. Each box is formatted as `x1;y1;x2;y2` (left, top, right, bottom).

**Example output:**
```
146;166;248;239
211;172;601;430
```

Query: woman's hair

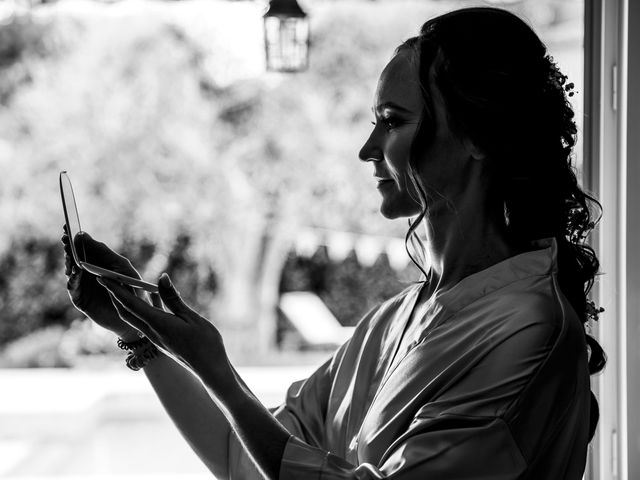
398;7;605;441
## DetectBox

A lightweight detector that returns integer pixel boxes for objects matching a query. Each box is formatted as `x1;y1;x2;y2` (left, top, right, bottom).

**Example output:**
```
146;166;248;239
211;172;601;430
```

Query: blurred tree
0;11;57;105
322;251;411;326
207;1;442;352
0;237;71;346
0;1;513;356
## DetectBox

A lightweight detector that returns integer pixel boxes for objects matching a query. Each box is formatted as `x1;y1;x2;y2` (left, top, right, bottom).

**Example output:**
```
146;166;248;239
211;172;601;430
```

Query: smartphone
60;171;159;293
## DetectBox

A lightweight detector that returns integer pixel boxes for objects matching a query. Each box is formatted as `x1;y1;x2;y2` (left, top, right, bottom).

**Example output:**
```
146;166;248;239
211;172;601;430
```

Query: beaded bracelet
117;335;149;351
116;335;159;371
125;342;160;371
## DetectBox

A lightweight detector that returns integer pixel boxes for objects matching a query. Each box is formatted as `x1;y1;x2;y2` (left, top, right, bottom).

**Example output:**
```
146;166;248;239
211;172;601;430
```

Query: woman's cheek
386;132;413;172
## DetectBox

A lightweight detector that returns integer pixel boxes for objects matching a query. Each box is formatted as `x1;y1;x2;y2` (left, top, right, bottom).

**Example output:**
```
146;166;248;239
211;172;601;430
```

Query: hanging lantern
263;0;309;72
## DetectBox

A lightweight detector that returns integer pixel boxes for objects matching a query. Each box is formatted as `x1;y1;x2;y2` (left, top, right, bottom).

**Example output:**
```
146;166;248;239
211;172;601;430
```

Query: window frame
584;0;639;479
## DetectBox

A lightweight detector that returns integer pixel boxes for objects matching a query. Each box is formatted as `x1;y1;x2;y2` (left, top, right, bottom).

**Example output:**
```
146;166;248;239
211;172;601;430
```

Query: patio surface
0;365;318;479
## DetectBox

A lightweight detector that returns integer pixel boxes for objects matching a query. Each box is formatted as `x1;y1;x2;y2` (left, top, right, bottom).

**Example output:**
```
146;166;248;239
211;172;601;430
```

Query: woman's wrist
125;341;160;371
115;335;160;371
118;329;142;343
200;358;239;400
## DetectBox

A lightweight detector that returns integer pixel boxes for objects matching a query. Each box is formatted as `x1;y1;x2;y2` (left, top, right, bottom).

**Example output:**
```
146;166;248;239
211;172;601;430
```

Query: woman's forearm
202;365;292;480
104;279;289;479
142;352;232;479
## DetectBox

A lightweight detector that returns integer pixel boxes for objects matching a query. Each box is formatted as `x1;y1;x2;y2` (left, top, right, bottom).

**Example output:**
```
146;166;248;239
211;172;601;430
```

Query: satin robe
228;237;591;479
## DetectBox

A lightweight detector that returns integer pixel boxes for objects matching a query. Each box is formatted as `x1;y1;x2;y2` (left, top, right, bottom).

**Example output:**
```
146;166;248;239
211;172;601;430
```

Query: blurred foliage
0;230;218;348
280;246;418;327
0;0;577;363
0;237;70;346
322;251;417;326
0;0;434;351
0;12;57;104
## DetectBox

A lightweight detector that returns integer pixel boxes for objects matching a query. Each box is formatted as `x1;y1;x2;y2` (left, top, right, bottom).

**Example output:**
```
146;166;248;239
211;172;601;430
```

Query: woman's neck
419;206;524;295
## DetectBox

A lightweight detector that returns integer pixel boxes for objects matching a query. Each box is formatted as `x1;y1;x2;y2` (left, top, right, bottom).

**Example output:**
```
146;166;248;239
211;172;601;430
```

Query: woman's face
359;49;477;220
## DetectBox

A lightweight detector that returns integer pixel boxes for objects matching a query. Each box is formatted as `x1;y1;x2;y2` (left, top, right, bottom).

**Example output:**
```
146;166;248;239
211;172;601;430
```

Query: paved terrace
0;365;319;479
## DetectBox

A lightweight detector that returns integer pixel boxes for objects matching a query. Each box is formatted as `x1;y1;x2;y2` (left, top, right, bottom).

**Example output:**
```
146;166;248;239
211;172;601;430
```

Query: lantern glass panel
264;16;309;72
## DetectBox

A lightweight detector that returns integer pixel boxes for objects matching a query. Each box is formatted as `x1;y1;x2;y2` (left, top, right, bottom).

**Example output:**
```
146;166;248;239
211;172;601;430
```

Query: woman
62;7;605;479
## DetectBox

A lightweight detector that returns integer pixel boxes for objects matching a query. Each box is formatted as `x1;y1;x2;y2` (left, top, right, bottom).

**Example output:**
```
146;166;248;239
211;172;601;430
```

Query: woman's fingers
98;277;177;332
64;255;73;276
150;292;164;310
157;273;198;321
61;232;81;279
96;277;166;344
106;291;158;341
66;265;82;291
81;233;133;273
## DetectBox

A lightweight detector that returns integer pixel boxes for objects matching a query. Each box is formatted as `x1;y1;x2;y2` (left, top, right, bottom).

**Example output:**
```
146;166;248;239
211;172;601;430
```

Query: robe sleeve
278;416;526;480
227;303;382;480
277;310;567;479
227;338;351;479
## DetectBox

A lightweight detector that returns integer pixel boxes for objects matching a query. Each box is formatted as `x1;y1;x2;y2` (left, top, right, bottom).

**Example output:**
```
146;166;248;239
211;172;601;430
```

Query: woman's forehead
374;51;423;110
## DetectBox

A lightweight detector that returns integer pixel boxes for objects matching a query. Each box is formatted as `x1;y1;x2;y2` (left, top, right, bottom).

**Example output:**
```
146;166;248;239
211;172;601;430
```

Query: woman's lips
376;179;394;188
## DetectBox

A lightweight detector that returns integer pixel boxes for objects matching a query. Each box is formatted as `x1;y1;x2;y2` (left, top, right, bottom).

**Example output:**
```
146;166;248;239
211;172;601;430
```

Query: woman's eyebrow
372;102;415;114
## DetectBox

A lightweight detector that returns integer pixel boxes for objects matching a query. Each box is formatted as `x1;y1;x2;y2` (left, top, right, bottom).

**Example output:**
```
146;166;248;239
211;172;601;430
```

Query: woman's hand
102;275;292;480
61;226;143;340
98;274;234;390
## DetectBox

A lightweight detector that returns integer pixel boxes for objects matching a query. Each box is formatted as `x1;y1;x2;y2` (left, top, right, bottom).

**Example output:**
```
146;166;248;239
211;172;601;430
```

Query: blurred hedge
0;237;72;347
0;1;582;367
0;1;448;365
0;233;217;347
280;246;419;327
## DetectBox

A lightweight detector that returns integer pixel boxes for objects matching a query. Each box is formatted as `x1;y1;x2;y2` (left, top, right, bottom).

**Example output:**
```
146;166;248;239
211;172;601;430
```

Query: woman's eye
382;117;399;130
371;117;401;131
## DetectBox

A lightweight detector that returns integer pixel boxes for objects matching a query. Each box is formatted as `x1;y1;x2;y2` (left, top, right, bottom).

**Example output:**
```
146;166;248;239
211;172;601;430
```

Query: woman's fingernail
160;273;173;288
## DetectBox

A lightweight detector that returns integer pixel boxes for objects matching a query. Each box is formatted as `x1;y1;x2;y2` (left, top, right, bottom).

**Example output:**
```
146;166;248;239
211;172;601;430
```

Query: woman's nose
359;128;382;163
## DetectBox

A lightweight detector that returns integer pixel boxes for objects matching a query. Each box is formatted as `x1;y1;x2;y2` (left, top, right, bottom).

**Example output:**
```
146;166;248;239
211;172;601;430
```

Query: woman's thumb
79;232;115;263
158;273;193;318
78;232;104;254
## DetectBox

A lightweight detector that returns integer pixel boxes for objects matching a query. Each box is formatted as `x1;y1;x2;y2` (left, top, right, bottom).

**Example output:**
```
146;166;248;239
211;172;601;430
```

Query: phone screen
59;171;158;293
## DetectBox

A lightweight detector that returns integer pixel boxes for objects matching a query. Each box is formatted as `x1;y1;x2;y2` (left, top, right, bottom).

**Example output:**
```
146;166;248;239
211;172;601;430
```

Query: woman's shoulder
456;272;584;355
383;282;421;309
495;272;578;327
352;283;421;332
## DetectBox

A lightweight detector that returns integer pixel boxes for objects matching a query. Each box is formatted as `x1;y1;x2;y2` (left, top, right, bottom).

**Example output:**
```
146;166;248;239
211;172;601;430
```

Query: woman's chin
379;202;421;220
379;208;401;220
